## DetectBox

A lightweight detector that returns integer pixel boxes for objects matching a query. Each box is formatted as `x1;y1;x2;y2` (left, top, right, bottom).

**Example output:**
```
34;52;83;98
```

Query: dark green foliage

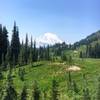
24;34;29;64
11;22;20;65
4;84;17;100
61;52;67;62
68;55;73;65
72;80;79;94
33;40;38;62
0;25;9;67
79;51;83;58
51;79;59;100
0;24;3;64
29;36;33;64
1;53;6;70
7;68;13;86
32;81;40;100
38;45;50;61
6;47;11;66
38;46;45;61
67;71;72;91
43;90;47;100
18;41;24;66
0;67;3;80
45;45;50;60
5;68;17;100
83;88;91;100
18;68;25;81
21;85;27;100
68;71;72;84
0;86;4;99
2;26;9;61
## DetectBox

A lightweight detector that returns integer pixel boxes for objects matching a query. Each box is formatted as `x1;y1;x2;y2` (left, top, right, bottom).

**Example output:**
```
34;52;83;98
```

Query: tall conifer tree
11;22;20;65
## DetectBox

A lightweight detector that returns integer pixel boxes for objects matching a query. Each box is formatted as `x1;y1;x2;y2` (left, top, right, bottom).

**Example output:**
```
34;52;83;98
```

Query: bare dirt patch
66;66;81;72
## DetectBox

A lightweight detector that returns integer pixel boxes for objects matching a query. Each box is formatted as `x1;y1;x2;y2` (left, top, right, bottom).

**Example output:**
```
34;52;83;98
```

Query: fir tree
46;45;50;60
2;26;9;61
0;24;3;64
79;51;83;58
18;40;24;66
0;67;3;80
29;36;33;65
33;40;37;62
24;34;28;64
6;47;11;67
11;22;20;65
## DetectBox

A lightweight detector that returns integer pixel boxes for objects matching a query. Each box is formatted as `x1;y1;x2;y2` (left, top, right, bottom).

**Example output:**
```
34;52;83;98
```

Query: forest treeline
0;22;75;70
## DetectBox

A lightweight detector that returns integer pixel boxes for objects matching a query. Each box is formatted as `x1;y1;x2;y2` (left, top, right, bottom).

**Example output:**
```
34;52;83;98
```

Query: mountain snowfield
36;32;63;46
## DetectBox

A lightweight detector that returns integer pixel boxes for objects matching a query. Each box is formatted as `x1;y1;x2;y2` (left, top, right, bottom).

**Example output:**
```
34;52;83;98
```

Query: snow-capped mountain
36;32;63;47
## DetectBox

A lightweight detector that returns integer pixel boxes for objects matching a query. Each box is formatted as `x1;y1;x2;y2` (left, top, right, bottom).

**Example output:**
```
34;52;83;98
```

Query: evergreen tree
21;85;27;100
46;45;50;60
79;51;83;58
24;34;28;64
61;52;67;62
51;79;59;100
33;40;37;62
32;81;40;100
0;24;3;64
2;26;9;61
68;55;73;66
0;67;3;80
6;47;11;67
18;40;24;66
38;46;44;61
86;45;89;58
11;22;20;65
29;36;33;65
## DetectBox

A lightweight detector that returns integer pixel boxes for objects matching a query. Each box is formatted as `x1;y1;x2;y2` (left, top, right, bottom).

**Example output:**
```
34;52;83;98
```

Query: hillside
74;30;100;47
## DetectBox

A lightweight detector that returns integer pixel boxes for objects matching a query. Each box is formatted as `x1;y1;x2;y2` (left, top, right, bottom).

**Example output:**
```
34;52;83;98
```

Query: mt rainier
36;33;63;46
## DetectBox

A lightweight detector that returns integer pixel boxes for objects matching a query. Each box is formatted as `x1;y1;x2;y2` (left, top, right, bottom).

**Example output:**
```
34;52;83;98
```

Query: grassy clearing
1;59;100;99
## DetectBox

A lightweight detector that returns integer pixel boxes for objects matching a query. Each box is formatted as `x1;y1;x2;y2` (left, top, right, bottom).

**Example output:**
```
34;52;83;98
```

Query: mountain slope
74;30;100;47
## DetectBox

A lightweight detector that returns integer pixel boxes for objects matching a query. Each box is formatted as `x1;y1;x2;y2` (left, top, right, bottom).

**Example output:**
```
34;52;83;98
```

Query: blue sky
0;0;100;43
